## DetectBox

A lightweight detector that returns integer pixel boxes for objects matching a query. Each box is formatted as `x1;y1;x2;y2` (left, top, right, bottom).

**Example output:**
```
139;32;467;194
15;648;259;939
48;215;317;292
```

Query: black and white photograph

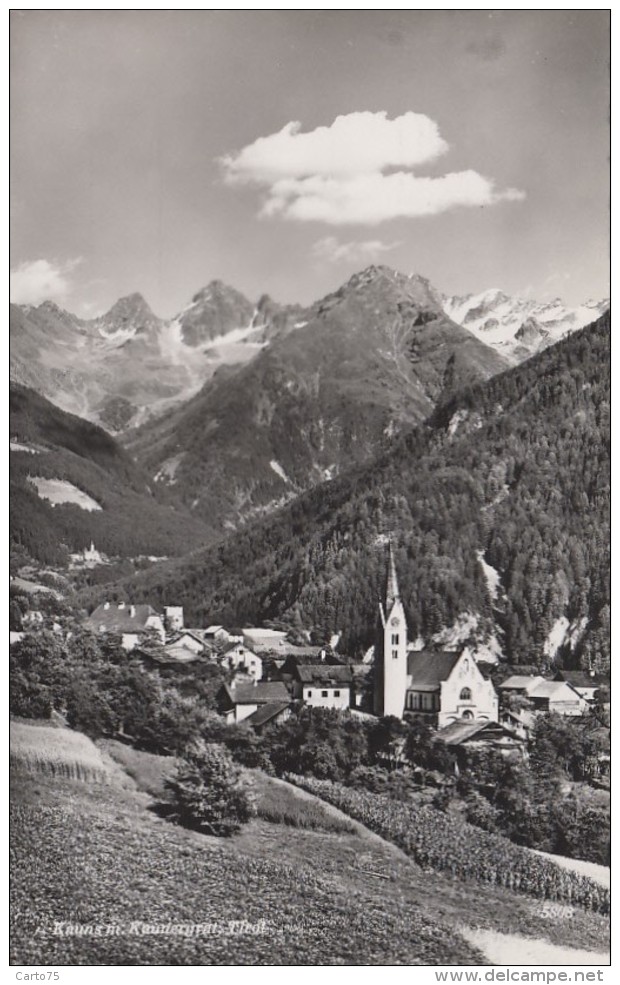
9;8;611;971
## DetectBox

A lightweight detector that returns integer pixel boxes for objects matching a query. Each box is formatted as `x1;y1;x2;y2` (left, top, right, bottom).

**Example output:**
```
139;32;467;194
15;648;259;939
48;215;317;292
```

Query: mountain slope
10;384;214;564
84;313;610;673
443;289;609;364
9;283;290;431
126;266;509;529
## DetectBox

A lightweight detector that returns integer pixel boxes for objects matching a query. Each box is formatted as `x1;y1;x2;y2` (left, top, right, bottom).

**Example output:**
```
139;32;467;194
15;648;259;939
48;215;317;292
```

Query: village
16;544;601;772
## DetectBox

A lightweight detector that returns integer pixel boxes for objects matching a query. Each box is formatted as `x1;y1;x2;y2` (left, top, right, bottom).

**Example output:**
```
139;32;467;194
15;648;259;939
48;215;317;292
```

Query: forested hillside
10;385;215;564
80;314;610;671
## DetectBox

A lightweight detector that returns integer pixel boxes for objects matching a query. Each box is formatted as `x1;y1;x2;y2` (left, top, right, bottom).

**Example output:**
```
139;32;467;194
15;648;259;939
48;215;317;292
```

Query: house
287;663;353;710
217;681;291;724
164;606;184;631
85;602;165;651
499;675;586;716
166;630;205;654
373;543;498;727
349;663;373;710
437;719;527;757
220;640;263;681
500;707;537;741
242;627;289;653
244;702;292;732
204;625;231;642
161;637;204;664
553;670;609;703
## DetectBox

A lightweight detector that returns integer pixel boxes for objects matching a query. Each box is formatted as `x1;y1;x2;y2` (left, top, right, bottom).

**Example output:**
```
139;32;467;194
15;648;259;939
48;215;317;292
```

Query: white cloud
10;258;82;305
221;111;448;182
312;237;400;264
221;111;525;225
263;171;524;225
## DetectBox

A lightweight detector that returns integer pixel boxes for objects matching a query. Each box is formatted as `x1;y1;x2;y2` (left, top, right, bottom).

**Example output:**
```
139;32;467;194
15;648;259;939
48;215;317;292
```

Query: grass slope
10;727;608;965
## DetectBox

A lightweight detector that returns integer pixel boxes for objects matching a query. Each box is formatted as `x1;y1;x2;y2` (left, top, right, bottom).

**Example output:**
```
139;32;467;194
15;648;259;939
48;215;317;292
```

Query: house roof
221;640;260;658
243;628;287;640
438;720;521;746
167;630;205;646
86;603;160;632
294;664;353;685
555;670;608;688
245;702;291;727
161;644;201;663
223;681;290;705
529;680;579;700
205;625;226;634
499;675;544;690
406;650;461;688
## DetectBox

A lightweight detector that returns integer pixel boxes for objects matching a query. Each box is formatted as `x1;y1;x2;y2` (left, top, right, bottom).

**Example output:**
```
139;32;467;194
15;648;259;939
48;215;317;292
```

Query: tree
167;741;254;836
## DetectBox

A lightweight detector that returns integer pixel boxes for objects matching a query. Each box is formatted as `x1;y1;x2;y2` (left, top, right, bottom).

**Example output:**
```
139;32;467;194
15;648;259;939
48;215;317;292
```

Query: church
373;544;498;727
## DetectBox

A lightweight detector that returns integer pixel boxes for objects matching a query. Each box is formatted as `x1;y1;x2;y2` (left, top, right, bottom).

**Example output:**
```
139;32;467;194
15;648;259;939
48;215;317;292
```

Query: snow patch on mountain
543;615;589;658
431;611;502;664
270;460;292;484
10;440;40;454
476;550;502;601
154;453;185;484
442;289;609;364
27;477;102;511
433;611;480;648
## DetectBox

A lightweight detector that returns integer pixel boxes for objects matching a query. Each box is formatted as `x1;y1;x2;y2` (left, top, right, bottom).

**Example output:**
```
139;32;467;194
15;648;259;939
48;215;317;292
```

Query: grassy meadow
10;723;610;965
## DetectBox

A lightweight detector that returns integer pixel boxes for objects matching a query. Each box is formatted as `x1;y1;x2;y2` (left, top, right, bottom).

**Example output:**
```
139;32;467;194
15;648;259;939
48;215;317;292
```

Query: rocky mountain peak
100;293;159;334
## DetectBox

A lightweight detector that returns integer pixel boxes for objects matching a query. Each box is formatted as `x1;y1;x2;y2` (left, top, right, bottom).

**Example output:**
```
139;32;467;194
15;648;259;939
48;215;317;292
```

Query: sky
10;9;610;318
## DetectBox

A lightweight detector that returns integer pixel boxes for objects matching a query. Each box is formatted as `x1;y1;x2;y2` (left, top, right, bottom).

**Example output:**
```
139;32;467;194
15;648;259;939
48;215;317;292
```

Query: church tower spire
386;539;400;610
373;541;408;719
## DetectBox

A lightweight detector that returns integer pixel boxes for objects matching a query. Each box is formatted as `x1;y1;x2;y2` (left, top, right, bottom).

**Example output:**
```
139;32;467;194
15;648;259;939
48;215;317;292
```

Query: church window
307;690;312;697
460;687;472;701
462;710;474;720
392;650;398;659
391;634;399;645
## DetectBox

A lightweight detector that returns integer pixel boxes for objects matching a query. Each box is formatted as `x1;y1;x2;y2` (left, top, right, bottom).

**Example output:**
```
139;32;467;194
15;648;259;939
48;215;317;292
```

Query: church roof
406;650;461;688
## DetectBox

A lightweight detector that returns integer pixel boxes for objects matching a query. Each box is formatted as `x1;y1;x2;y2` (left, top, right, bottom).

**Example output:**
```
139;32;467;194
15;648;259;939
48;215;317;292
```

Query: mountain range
11;267;607;434
78;311;611;674
10;264;610;672
443;289;608;363
124;266;509;529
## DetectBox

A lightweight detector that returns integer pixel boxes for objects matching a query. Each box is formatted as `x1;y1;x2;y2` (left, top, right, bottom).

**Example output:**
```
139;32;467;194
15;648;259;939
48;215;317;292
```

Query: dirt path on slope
460;927;610;966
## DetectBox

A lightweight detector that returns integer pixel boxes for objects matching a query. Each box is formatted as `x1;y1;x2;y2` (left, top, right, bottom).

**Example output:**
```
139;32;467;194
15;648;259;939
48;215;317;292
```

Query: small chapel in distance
373;544;498;728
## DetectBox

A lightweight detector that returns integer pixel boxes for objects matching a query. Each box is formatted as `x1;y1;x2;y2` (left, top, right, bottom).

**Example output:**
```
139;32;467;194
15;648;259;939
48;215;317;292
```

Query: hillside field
10;723;609;965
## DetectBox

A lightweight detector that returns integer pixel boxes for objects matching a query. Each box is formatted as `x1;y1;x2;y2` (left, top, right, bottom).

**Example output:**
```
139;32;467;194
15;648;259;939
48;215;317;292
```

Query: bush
167;742;254;837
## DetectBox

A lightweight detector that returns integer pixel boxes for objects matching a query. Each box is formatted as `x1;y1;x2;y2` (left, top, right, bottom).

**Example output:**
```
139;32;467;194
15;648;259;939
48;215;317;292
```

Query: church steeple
386;539;400;610
374;540;408;719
